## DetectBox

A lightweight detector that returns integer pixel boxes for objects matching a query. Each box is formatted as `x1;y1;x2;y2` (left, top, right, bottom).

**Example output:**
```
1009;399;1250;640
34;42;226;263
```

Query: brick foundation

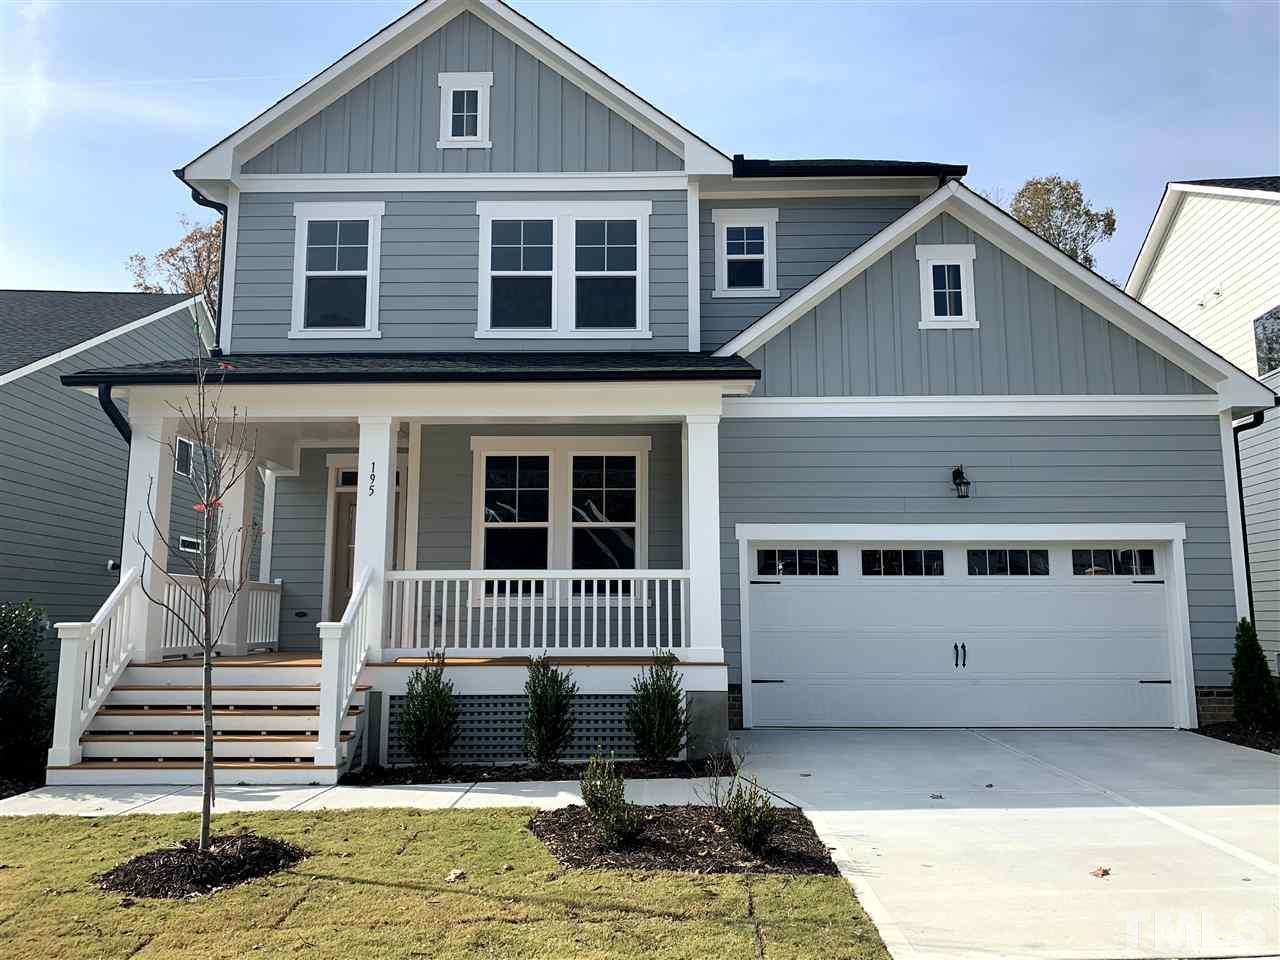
1195;687;1234;725
728;683;743;730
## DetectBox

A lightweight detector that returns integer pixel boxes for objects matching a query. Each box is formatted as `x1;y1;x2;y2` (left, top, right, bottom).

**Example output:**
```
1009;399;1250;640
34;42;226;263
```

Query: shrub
524;654;577;767
401;653;459;772
704;753;780;854
580;753;643;845
0;601;52;778
1232;617;1280;732
625;651;689;762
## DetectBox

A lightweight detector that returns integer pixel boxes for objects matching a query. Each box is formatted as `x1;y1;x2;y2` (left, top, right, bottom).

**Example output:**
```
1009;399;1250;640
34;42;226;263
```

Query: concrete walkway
0;777;714;817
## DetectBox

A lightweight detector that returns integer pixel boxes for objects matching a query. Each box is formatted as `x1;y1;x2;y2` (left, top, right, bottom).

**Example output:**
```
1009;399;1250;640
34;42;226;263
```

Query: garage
739;525;1194;728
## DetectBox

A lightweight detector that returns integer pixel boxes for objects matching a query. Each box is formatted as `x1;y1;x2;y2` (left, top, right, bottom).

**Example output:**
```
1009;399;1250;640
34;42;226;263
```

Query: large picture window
290;201;384;339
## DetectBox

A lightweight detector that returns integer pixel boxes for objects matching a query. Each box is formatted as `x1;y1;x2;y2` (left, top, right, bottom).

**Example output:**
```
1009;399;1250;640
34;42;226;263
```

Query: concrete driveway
738;728;1280;960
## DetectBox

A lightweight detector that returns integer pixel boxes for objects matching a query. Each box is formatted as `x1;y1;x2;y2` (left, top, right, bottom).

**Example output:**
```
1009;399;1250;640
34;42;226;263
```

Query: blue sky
0;0;1276;290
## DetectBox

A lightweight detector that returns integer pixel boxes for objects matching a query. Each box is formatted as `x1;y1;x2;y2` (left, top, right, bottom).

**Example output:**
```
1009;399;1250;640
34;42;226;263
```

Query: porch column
119;416;176;662
217;458;258;655
353;416;398;661
683;414;724;662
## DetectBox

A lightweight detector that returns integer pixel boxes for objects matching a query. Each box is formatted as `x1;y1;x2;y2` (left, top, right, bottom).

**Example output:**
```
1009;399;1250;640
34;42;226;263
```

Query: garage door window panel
967;548;1050;576
1072;548;1155;577
861;548;943;576
757;548;838;577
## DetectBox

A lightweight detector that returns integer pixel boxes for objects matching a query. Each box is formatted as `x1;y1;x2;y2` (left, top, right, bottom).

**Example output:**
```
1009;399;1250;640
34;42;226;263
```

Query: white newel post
354;416;397;661
119;417;175;662
47;623;90;766
218;459;257;655
684;414;724;663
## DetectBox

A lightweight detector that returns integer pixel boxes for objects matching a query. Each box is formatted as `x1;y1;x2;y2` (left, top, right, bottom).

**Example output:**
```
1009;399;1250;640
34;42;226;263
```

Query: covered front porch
48;363;754;781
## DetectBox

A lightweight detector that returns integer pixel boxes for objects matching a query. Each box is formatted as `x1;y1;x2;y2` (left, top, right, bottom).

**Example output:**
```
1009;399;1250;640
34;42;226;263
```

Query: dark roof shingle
61;351;759;387
0;290;193;376
1179;176;1280;194
732;155;967;180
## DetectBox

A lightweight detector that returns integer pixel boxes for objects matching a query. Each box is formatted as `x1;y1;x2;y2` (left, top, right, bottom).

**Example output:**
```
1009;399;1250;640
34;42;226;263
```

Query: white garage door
748;541;1175;727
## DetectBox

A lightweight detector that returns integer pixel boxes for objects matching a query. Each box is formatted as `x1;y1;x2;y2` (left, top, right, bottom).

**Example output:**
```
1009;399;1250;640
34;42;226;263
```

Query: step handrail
315;567;373;767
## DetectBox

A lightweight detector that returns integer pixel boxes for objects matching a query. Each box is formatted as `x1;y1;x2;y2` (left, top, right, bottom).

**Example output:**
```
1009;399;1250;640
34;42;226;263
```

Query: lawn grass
0;808;889;960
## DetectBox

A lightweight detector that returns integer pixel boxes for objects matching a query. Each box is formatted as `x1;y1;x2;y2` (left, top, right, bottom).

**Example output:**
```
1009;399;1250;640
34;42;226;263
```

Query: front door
330;492;357;620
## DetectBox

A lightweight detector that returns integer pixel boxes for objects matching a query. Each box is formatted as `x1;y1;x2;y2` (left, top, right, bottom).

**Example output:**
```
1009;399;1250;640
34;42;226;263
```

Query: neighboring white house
1128;176;1280;677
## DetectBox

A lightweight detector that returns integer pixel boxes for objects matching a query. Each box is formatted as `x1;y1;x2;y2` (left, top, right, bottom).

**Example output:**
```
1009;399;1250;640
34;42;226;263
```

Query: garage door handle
752;679;784;684
954;643;959;668
961;642;967;668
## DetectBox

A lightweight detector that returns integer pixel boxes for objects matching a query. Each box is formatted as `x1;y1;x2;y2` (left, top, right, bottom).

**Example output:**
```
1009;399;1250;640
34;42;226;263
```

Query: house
43;0;1275;785
0;291;214;667
1127;176;1280;690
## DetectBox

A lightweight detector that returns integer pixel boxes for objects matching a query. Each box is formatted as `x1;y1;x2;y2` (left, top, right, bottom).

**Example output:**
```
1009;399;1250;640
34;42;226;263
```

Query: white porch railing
316;567;374;767
158;576;283;655
47;568;140;766
243;580;284;651
385;570;690;654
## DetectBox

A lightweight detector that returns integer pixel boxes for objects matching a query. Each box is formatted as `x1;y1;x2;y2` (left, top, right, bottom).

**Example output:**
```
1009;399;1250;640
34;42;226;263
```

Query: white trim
181;0;730;182
474;199;652;339
686;179;701;352
734;521;1195;729
234;172;688;193
1219;411;1251;619
721;394;1225;419
468;435;651;572
0;296;210;389
711;207;779;299
715;181;1275;412
436;71;493;149
258;467;277;582
173;436;194;477
289;200;385;339
404;421;423;571
915;242;977;329
219;186;240;353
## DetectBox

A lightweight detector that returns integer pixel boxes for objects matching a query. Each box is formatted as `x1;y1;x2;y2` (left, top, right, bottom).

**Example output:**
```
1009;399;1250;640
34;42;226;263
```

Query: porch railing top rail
386;569;692;580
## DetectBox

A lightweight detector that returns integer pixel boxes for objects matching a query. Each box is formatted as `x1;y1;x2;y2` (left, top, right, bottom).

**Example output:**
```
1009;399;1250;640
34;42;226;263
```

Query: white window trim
711;207;779;299
174;436;194;478
177;536;202;554
475;200;652;339
916;243;978;329
437;71;493;149
468;436;651;572
289;200;385;340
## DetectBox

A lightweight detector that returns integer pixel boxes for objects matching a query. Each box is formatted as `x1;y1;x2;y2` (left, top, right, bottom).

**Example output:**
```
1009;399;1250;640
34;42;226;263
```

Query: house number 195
368;461;376;497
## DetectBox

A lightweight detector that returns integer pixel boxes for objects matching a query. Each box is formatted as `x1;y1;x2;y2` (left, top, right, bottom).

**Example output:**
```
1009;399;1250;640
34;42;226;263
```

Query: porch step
123;662;323;686
89;706;362;734
45;760;340;787
79;731;355;760
106;684;370;709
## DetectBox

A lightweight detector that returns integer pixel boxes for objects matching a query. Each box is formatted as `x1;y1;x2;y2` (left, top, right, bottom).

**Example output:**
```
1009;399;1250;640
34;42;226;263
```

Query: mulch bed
529;804;838;876
342;756;733;786
97;832;307;899
1195;722;1280;754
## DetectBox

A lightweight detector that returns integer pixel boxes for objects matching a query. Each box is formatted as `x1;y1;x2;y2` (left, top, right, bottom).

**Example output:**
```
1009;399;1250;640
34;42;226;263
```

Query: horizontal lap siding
718;416;1234;687
241;12;681;175
746;213;1210;397
0;310;202;665
699;196;919;352
1242;369;1280;661
232;189;687;351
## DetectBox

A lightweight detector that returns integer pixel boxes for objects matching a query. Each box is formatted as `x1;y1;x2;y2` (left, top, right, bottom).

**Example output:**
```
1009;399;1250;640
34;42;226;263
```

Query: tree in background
1006;176;1116;270
128;215;222;315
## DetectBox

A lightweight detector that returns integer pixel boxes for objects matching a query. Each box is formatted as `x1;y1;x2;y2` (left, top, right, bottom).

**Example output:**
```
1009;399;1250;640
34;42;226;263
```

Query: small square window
917;244;977;329
438;72;492;148
713;209;778;298
174;437;194;478
757;549;778;577
178;536;202;554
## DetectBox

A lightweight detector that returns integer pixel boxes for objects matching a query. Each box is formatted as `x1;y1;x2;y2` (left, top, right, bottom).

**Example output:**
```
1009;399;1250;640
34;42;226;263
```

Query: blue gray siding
0;309;202;664
242;12;681;176
1242;369;1280;664
745;213;1210;397
231;189;687;352
719;416;1236;687
700;195;920;351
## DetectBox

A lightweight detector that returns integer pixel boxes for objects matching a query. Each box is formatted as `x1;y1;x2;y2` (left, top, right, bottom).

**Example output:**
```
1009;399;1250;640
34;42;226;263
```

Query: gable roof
0;291;206;384
1126;178;1280;297
179;0;731;195
714;181;1275;413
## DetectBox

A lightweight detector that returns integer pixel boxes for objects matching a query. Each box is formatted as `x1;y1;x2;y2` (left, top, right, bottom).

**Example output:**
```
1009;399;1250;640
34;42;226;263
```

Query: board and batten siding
699;196;920;352
746;213;1210;397
242;12;681;176
1135;192;1280;377
718;416;1237;688
1241;369;1280;667
0;309;203;665
231;189;688;352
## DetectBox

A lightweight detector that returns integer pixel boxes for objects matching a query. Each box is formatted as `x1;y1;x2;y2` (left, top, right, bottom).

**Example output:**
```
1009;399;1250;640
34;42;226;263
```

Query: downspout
97;383;131;445
173;170;229;357
1232;399;1278;622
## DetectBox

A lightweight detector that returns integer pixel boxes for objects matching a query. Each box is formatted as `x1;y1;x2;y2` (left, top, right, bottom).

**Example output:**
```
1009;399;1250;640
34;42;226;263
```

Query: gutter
173;168;228;357
97;383;131;445
1233;397;1279;621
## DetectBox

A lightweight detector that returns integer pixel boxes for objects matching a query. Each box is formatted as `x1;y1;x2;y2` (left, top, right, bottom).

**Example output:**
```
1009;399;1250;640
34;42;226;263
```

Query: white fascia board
1169;182;1280;203
234;171;688;194
0;296;207;389
184;0;730;183
722;395;1225;419
734;521;1188;545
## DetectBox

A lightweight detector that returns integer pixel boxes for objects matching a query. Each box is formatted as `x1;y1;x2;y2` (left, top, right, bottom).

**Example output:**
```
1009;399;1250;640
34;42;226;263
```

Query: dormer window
712;208;779;298
437;72;492;149
916;243;978;329
290;201;384;339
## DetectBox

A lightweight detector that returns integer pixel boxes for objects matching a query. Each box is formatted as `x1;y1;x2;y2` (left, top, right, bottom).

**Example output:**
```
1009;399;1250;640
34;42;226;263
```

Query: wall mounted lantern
951;465;971;499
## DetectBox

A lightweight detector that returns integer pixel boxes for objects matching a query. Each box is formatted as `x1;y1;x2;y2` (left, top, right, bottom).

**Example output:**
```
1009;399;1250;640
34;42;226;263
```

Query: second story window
477;200;651;339
1255;305;1280;377
712;208;779;298
437;72;492;149
290;201;384;339
916;243;978;330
